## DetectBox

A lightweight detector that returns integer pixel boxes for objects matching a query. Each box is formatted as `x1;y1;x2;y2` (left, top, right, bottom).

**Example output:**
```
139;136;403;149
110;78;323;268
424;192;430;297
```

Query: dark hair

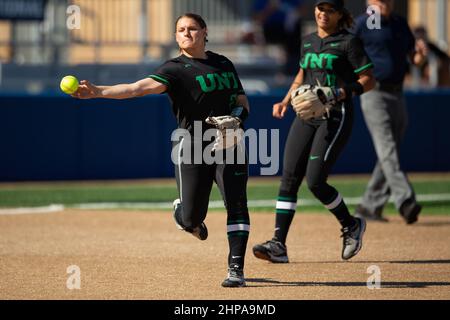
175;13;208;42
338;8;354;29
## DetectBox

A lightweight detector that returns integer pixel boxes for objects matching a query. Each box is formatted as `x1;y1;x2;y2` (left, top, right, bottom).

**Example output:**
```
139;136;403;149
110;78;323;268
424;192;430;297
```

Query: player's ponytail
338;8;354;30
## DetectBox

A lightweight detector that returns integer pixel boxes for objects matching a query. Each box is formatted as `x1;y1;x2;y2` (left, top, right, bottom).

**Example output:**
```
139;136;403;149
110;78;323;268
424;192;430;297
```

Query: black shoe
354;204;388;222
221;264;245;287
173;199;208;240
252;239;289;263
400;199;422;225
190;223;208;240
341;218;366;260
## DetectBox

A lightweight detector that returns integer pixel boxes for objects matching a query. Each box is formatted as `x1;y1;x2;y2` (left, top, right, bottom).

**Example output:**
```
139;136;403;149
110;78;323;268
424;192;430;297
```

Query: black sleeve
347;36;373;74
148;61;179;92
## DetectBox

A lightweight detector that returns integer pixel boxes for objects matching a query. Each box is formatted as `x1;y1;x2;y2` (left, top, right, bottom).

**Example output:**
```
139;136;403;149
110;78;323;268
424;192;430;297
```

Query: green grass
0;185;178;207
1;175;450;215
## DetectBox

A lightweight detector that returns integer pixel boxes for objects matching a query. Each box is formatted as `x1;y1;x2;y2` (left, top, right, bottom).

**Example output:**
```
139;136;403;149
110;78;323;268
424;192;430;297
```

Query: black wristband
343;82;364;97
230;106;249;123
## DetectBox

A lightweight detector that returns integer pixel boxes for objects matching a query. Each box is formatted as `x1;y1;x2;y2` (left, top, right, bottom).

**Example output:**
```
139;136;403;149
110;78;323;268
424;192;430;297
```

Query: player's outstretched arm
72;78;167;100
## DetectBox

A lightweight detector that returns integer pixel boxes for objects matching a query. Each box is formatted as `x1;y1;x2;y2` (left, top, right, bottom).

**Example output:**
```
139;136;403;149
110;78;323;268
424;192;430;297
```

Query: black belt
376;82;403;93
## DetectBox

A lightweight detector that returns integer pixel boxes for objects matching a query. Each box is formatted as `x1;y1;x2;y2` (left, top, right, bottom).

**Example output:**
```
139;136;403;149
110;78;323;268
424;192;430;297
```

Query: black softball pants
173;138;250;268
279;104;354;206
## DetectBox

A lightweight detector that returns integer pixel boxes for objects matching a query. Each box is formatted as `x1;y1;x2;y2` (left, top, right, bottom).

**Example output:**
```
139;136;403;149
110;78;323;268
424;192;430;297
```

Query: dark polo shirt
354;13;415;86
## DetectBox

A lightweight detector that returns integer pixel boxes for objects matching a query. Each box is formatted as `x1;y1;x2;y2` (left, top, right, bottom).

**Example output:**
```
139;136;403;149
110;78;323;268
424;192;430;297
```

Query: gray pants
360;88;416;213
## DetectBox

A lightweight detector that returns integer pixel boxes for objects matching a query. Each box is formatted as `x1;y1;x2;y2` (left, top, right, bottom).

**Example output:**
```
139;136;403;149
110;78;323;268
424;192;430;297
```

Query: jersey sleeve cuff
354;63;373;74
148;74;171;89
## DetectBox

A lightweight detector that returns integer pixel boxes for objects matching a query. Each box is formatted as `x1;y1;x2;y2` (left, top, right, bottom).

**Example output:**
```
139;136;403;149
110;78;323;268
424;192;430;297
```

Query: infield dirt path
1;210;450;299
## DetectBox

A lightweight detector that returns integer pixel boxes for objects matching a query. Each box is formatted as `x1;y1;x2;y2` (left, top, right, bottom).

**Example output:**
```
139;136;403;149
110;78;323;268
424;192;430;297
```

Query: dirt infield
1;209;450;300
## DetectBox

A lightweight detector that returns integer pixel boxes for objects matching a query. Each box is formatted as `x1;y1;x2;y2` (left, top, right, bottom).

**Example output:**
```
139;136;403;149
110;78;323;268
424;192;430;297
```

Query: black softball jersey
300;29;373;97
149;51;246;132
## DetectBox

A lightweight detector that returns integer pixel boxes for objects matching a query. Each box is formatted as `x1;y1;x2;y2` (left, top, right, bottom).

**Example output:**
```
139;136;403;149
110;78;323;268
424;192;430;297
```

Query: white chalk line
0;204;65;215
1;193;450;215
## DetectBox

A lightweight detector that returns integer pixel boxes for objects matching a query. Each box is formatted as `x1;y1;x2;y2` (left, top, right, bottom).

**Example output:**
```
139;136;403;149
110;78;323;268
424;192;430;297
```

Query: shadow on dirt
415;221;450;227
285;259;450;264
245;278;450;288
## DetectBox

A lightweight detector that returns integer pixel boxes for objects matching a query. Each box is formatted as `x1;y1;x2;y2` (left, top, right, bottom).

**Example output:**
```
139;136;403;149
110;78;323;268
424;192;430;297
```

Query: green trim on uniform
354;63;373;74
277;196;297;202
227;231;249;238
276;209;295;215
148;74;170;87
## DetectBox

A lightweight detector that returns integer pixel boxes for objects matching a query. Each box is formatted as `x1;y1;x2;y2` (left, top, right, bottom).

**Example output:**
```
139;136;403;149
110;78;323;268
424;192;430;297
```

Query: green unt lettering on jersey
229;93;238;108
196;72;238;93
326;74;337;86
196;74;216;92
300;53;339;71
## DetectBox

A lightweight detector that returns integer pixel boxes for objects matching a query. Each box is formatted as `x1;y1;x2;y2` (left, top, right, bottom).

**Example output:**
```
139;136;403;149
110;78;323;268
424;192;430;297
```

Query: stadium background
1;0;450;301
0;0;450;181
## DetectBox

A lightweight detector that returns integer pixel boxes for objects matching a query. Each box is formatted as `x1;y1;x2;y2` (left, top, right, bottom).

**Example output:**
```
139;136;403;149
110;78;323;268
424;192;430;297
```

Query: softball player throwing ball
72;13;250;287
253;0;376;263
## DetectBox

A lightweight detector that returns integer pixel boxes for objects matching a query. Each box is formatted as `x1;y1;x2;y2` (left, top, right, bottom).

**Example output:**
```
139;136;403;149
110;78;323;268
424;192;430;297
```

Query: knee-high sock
227;213;250;268
324;192;356;229
274;195;297;244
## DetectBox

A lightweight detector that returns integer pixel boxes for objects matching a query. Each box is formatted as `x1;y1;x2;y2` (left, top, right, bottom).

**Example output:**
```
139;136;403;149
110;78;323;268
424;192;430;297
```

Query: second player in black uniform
72;13;250;287
253;0;376;263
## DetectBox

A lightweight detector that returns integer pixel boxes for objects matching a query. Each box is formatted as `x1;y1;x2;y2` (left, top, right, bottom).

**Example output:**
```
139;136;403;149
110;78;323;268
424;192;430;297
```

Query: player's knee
179;205;206;229
180;217;197;230
307;179;327;199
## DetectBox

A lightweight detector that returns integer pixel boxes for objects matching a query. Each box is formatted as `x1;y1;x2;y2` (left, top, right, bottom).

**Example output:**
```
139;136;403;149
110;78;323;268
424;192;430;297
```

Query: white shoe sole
343;218;366;260
253;250;289;263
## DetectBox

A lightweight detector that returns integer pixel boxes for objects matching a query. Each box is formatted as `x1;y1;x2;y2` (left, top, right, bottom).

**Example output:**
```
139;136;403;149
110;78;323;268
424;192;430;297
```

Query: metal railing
0;0;262;63
68;0;251;44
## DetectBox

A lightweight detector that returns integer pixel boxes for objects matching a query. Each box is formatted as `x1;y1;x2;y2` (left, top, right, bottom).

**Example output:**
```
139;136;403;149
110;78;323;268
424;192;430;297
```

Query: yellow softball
60;75;79;94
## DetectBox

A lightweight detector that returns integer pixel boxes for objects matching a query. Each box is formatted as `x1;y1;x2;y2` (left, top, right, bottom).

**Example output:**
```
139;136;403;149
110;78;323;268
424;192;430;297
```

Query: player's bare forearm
236;94;250;113
97;78;166;99
96;84;140;99
272;70;303;119
73;78;167;99
282;69;304;105
337;69;375;100
357;69;376;93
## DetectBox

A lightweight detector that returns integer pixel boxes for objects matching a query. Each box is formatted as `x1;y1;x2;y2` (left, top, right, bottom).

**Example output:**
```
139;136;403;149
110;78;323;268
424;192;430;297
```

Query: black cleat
190;223;208;241
341;217;366;260
221;264;245;288
252;239;289;263
400;199;422;225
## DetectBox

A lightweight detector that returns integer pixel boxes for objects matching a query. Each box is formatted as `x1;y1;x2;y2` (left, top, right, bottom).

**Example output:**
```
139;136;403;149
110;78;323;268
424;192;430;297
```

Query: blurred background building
1;0;450;181
0;0;449;93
